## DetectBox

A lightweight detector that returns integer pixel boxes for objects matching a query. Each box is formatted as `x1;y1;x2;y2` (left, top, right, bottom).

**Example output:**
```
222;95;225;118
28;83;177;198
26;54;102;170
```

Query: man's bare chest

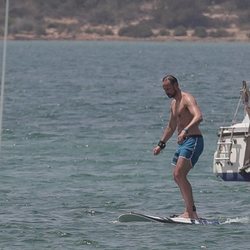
173;102;187;118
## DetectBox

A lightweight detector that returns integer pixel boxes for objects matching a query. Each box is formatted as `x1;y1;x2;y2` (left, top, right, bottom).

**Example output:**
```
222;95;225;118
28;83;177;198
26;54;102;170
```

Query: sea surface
0;40;250;249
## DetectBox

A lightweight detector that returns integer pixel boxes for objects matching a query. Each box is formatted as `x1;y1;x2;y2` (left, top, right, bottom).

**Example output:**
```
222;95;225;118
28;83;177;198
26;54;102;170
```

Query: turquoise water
0;41;250;249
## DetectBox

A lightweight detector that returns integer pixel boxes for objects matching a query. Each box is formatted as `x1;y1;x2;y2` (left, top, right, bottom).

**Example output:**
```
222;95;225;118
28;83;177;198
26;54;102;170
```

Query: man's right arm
160;106;177;143
153;104;177;155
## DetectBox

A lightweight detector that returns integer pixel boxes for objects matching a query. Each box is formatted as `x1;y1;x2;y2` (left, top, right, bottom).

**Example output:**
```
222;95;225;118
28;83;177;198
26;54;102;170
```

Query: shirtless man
153;75;204;220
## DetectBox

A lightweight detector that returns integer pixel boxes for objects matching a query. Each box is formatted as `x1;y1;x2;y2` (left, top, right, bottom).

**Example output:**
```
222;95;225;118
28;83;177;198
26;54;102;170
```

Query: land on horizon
0;0;250;42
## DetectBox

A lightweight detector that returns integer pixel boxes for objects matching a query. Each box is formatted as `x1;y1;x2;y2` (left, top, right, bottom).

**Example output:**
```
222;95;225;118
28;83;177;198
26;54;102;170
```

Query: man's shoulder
182;91;196;101
182;91;194;97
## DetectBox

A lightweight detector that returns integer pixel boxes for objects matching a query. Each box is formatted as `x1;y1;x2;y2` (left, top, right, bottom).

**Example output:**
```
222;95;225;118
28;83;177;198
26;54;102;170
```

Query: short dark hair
162;75;178;85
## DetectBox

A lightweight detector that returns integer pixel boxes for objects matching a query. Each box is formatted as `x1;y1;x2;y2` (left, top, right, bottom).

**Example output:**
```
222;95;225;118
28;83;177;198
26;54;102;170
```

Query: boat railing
241;126;250;172
215;127;235;163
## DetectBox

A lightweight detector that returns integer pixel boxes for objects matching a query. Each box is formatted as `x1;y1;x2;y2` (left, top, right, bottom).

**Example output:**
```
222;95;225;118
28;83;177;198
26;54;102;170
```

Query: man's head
162;75;179;98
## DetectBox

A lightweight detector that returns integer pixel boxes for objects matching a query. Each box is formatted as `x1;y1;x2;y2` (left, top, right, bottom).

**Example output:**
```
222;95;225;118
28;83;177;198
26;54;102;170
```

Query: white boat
213;81;250;181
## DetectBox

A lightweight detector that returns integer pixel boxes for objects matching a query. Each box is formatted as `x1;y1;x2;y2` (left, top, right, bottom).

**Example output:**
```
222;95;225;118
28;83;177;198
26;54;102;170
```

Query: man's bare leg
173;157;198;219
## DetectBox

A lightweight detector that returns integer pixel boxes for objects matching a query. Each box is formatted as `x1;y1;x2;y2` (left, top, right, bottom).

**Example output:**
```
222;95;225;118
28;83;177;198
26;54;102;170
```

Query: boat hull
216;172;250;182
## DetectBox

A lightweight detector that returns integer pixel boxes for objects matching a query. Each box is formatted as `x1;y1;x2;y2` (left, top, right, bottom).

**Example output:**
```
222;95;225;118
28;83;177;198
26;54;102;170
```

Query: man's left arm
184;94;203;131
177;94;203;144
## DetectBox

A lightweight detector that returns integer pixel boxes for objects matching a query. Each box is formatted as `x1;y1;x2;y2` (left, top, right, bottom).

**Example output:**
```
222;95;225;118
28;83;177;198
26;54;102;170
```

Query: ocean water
0;40;250;249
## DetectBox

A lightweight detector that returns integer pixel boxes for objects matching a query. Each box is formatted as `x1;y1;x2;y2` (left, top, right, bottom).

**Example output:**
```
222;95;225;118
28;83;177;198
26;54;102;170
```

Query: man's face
162;80;176;98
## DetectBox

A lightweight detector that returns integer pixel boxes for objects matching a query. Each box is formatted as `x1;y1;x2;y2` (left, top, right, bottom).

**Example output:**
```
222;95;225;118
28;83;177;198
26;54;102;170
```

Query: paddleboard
118;212;220;225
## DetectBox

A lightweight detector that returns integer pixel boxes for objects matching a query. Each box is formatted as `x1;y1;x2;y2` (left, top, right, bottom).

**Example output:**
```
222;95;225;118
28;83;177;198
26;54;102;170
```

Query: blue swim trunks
172;135;204;167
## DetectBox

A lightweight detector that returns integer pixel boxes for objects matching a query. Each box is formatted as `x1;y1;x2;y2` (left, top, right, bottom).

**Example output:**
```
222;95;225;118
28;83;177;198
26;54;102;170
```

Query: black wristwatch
158;140;166;150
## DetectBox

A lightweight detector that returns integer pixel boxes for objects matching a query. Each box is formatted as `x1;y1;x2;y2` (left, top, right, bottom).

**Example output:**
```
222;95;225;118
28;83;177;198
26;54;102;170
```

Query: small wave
221;216;250;224
77;239;99;246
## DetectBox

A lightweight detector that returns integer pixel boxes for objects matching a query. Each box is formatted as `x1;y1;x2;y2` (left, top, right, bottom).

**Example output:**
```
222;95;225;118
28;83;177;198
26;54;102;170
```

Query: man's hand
153;146;161;155
177;130;187;144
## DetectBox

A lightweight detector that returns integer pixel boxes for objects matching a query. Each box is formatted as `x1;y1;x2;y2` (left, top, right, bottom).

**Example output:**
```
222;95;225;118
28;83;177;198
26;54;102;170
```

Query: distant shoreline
1;28;250;43
1;35;250;43
1;1;250;44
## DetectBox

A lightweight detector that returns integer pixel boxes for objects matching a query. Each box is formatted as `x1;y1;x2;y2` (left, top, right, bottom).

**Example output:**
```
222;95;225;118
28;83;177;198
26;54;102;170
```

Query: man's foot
175;211;199;220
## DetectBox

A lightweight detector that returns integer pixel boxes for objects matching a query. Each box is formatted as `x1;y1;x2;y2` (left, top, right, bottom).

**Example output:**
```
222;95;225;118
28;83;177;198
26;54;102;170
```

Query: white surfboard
118;212;220;225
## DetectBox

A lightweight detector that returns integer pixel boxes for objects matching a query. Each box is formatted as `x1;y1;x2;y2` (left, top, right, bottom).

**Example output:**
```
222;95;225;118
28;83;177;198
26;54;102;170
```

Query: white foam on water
222;216;250;225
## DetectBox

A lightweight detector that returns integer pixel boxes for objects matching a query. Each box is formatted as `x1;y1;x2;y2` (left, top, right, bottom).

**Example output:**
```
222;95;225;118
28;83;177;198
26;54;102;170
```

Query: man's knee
173;160;191;183
173;168;184;183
